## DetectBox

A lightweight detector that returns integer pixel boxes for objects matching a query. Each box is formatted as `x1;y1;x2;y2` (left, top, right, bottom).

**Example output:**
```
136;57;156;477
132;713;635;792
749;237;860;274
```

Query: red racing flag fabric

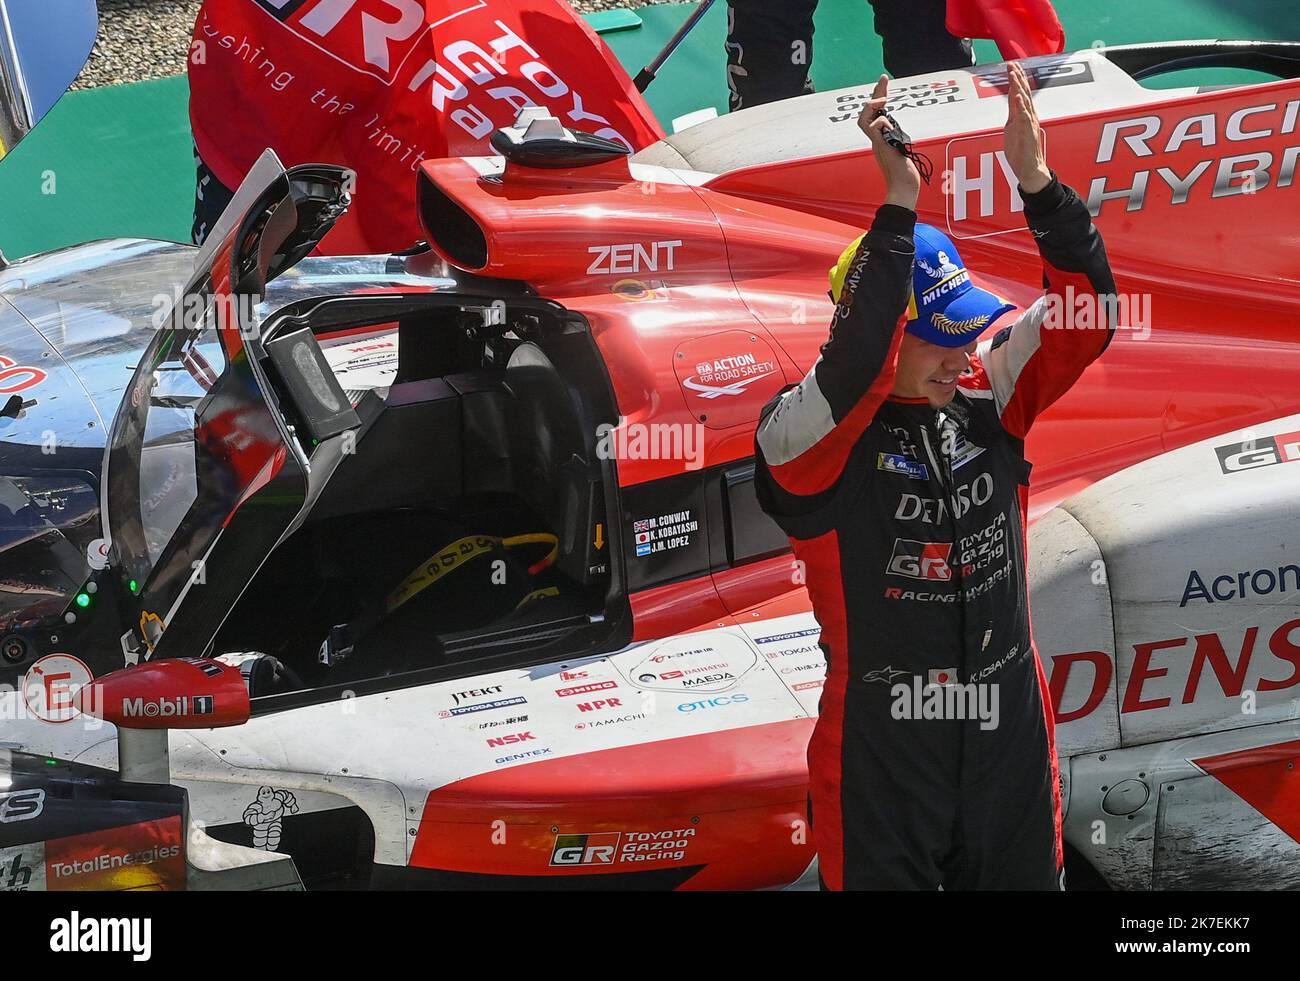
945;0;1066;61
189;0;665;256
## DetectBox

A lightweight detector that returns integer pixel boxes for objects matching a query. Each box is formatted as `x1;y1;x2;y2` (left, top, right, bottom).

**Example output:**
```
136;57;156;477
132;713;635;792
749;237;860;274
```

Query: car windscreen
103;298;287;630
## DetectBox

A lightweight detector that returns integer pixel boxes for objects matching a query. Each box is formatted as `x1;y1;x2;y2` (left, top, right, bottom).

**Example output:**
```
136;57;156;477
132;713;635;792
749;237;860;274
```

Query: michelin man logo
917;251;961;280
243;786;299;851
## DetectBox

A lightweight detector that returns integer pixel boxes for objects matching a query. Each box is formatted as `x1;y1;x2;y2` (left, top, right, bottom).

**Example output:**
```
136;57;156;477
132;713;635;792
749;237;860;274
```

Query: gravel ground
74;0;679;89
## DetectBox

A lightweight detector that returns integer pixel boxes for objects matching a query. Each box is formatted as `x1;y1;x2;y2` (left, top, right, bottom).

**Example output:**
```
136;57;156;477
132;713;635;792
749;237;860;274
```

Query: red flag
946;0;1066;61
189;0;664;256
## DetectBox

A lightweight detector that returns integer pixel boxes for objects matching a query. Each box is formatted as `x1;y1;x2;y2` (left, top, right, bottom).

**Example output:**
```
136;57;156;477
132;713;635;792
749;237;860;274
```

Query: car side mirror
74;657;250;784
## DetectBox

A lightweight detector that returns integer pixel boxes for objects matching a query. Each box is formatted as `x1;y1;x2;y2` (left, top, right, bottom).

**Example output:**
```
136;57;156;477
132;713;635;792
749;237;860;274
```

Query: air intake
489;106;630;170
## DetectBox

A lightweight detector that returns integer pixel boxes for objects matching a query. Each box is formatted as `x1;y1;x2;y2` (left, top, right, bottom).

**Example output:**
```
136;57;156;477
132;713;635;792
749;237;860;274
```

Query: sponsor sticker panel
744;614;827;713
2;816;184;892
625;632;758;694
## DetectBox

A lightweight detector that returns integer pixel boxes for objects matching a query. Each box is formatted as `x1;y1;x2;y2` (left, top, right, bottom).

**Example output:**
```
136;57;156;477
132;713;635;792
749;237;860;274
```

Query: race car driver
753;62;1116;889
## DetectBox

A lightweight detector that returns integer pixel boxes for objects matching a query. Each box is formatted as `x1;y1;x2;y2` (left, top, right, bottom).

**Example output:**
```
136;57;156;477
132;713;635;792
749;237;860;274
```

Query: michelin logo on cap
829;223;1016;348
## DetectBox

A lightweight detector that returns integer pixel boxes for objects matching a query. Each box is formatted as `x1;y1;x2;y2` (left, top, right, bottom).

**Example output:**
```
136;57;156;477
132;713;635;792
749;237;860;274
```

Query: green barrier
0;75;193;259
587;10;644;34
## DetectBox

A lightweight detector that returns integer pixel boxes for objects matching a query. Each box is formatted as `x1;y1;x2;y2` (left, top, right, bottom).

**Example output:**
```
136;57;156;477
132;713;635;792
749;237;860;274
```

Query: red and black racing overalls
754;177;1116;889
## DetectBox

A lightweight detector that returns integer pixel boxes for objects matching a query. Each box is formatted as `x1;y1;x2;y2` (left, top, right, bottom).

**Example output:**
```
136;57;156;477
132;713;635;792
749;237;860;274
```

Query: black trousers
726;0;975;112
192;144;235;247
810;652;1063;890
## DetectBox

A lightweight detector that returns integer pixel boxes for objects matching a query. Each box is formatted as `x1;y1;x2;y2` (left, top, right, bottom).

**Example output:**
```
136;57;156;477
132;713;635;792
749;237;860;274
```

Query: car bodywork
1;36;1300;889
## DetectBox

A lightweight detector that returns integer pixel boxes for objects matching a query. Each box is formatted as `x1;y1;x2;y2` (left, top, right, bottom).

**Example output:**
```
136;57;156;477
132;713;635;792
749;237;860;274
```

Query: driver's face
891;334;978;408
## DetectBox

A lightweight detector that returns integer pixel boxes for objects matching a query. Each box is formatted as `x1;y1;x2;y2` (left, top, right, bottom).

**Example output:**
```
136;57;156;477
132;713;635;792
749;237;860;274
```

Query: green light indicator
129;579;139;593
74;592;90;608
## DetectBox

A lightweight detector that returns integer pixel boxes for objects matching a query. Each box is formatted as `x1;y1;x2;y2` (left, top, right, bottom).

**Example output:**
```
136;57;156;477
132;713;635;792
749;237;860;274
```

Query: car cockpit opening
200;285;629;706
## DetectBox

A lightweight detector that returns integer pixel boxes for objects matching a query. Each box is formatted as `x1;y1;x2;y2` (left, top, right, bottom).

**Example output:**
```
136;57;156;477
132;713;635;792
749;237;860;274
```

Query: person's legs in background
725;0;818;112
192;144;234;247
867;0;975;77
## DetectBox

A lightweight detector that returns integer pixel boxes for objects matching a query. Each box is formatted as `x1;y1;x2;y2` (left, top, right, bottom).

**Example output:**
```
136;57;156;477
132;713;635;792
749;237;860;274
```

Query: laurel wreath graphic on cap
932;311;992;335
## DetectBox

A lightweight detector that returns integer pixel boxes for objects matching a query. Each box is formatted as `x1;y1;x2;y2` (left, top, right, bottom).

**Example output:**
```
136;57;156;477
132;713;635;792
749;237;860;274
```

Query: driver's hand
1003;62;1052;194
857;75;920;210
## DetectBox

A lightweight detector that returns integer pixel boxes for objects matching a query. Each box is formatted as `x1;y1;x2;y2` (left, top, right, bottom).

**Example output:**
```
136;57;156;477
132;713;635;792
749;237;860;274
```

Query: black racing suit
754;178;1116;889
725;0;974;112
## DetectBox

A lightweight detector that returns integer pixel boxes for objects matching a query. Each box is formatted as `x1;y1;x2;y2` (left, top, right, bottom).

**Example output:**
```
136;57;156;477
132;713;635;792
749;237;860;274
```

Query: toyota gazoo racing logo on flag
121;696;215;719
1216;431;1300;474
886;539;954;581
246;0;648;150
254;0;438;84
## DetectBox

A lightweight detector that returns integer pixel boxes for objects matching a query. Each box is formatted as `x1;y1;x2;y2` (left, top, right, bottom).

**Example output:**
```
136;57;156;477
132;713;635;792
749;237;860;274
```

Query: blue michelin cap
906;223;1015;348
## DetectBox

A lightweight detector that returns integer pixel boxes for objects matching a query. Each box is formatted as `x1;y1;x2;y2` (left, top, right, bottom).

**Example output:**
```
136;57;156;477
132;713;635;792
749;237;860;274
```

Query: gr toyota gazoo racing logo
550;832;620;866
972;57;1095;98
886;515;1008;586
1216;431;1300;474
886;539;954;581
550;829;697;866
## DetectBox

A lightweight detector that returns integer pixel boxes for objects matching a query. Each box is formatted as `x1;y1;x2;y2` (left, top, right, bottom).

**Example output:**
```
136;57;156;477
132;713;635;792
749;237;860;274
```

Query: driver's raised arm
755;75;920;510
755;206;915;502
974;62;1118;440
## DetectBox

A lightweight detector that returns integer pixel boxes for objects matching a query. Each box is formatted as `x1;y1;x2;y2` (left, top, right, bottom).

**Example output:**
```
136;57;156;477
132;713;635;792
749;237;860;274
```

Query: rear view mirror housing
73;656;251;787
75;657;251;730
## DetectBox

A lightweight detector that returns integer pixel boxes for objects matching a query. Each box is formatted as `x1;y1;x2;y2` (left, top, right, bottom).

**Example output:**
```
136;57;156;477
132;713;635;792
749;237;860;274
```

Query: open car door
101;151;359;664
